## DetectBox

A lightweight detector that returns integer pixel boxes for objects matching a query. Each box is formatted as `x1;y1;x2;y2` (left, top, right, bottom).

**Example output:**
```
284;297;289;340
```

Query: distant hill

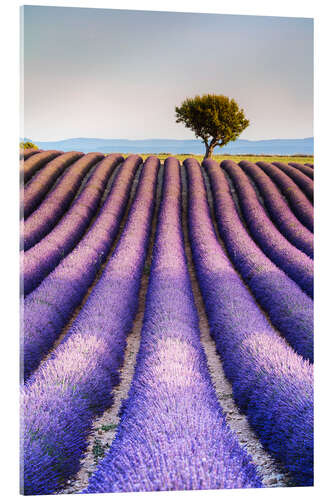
29;137;314;155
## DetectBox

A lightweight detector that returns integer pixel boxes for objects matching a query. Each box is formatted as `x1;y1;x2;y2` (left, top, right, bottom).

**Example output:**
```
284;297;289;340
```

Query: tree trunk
204;143;215;159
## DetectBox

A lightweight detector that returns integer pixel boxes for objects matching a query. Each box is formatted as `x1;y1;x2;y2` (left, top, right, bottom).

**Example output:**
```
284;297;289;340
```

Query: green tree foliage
175;94;250;159
20;141;38;150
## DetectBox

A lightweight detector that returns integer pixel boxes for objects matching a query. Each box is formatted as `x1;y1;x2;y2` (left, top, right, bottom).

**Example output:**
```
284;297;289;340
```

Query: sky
22;5;313;141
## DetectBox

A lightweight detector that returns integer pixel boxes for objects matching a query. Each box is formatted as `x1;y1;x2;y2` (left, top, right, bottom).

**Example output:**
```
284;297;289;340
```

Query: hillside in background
26;137;314;155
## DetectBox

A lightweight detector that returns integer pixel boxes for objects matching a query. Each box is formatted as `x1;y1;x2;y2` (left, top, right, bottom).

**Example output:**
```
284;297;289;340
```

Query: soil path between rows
60;159;291;493
181;163;292;488
59;162;164;493
43;162;143;361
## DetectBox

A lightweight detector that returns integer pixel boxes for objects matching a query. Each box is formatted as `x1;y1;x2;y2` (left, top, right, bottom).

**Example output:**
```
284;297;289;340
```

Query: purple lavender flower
84;157;262;494
22;151;85;219
273;161;313;202
22;152;104;249
288;162;313;180
239;160;313;258
185;158;313;486
257;161;313;231
23;154;123;294
21;150;62;184
20;148;41;161
221;160;313;297
203;158;313;362
23;155;142;381
22;156;159;495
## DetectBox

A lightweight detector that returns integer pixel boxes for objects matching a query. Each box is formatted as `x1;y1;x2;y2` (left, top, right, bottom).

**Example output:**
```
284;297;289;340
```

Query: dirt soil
59;162;292;493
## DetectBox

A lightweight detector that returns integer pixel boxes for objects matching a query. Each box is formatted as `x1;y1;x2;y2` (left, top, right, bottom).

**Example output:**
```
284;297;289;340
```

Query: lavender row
20;148;41;161
85;157;262;495
23;155;142;381
288;162;314;180
239;161;313;258
273;161;313;203
23;152;103;250
222;160;313;297
305;163;314;168
22;157;159;495
257;161;313;231
23;151;84;218
21;150;62;185
23;154;123;295
204;159;313;361
185;158;313;486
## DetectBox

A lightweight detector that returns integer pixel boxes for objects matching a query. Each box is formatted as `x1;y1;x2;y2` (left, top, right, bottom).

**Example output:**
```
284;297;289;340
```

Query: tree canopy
20;141;38;150
175;94;249;159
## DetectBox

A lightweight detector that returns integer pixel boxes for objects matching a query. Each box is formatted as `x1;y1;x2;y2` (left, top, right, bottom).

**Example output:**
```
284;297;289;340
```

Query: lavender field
21;150;314;495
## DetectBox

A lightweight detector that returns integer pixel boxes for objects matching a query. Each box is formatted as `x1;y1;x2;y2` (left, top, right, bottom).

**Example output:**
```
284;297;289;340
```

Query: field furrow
22;152;103;250
23;155;141;381
184;157;313;486
22;157;159;495
257;161;313;231
20;148;42;161
21;149;315;494
203;159;313;361
60;159;164;494
288;162;314;179
222;160;313;297
239;161;313;257
273;161;313;203
22;154;123;294
46;160;144;358
22;151;84;218
85;158;262;494
180;165;292;487
21;150;63;185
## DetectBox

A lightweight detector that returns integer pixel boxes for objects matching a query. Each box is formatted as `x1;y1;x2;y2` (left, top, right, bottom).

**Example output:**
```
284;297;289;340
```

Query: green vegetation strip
119;154;314;164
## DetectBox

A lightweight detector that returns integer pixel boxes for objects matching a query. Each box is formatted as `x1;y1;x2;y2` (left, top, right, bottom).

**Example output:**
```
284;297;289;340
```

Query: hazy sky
23;5;313;141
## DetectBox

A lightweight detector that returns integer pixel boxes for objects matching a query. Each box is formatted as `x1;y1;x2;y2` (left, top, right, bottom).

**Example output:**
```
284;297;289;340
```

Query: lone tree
20;140;38;150
175;94;249;159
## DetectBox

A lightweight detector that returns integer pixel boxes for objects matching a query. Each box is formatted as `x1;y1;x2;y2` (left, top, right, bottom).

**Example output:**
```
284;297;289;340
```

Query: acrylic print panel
21;3;313;495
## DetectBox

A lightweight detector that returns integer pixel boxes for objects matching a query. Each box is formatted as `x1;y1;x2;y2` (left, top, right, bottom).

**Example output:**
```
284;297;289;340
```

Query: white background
0;1;331;499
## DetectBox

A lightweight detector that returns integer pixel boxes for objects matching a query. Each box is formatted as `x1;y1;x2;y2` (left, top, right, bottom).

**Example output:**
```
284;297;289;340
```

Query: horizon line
26;136;314;143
